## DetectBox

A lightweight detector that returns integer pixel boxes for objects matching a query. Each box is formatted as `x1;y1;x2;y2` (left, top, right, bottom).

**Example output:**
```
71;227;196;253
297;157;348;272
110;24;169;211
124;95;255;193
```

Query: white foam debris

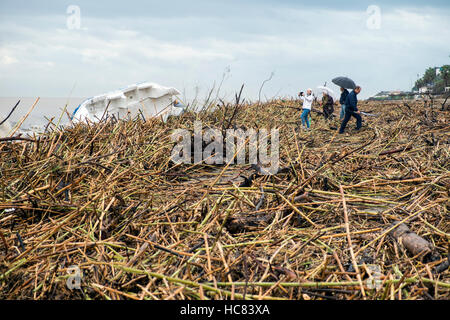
72;82;183;124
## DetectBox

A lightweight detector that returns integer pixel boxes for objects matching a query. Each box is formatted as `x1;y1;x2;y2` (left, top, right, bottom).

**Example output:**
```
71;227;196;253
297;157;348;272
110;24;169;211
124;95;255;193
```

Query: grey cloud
0;1;449;101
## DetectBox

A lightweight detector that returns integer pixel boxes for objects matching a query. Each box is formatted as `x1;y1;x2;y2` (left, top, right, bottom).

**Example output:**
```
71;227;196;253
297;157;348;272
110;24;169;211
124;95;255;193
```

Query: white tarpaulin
171;101;187;117
72;82;183;123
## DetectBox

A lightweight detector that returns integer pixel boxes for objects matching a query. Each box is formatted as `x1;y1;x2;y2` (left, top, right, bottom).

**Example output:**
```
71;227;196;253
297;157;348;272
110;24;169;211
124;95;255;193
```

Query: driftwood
389;222;433;260
0;136;36;143
442;93;450;111
434;256;449;273
379;146;412;156
224;212;272;234
433;244;450;274
293;192;309;203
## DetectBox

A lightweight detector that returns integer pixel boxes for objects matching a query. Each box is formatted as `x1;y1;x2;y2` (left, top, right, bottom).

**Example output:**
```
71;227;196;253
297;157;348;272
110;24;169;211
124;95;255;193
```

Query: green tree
413;78;425;91
422;67;437;86
412;64;450;92
440;65;450;87
433;78;445;94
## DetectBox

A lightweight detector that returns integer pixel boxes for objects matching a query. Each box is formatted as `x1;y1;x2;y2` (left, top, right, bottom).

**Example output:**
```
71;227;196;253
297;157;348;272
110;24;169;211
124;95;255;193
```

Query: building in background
368;90;416;101
419;86;431;93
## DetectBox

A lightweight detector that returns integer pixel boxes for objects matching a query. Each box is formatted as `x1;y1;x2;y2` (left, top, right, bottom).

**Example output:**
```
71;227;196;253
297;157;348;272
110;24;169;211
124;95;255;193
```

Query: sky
0;0;449;102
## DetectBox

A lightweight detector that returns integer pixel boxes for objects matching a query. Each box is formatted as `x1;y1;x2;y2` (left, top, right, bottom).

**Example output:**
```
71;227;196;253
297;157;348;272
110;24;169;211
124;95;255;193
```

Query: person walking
339;87;349;120
321;92;334;120
339;86;362;134
298;88;314;129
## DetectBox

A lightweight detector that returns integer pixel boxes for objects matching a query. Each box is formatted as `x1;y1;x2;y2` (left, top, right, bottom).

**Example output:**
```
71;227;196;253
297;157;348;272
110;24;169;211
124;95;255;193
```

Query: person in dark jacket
339;87;349;120
339;86;362;134
321;92;334;120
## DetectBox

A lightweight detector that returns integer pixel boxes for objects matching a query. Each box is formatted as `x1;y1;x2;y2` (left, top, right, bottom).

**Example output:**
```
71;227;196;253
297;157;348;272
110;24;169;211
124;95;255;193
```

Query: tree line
413;64;450;94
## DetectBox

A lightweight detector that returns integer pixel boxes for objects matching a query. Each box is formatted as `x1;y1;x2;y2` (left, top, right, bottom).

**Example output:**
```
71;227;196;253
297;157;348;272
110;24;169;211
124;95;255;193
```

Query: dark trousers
323;104;334;119
339;111;362;133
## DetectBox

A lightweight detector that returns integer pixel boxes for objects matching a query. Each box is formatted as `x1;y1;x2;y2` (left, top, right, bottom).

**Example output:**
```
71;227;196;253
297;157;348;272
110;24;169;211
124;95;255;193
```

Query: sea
0;97;87;135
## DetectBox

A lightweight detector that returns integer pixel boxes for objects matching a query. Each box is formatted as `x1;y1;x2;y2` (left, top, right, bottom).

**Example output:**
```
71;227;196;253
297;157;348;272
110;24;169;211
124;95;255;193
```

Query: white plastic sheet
72;105;95;123
72;82;182;124
171;101;187;117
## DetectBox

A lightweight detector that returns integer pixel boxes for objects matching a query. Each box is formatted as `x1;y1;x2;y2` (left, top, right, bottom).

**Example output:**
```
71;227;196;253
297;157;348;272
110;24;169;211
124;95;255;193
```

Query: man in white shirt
298;88;314;129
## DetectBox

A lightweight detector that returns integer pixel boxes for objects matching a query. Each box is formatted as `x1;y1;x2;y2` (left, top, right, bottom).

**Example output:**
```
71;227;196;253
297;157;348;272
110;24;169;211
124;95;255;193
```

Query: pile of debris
0;96;448;300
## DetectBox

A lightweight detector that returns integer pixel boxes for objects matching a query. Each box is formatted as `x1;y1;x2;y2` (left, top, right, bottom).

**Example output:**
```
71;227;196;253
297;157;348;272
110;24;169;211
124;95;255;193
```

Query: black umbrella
332;77;356;90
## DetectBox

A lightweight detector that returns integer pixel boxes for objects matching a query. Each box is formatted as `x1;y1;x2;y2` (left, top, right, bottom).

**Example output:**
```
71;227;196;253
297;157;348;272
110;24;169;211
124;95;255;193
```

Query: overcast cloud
0;0;449;101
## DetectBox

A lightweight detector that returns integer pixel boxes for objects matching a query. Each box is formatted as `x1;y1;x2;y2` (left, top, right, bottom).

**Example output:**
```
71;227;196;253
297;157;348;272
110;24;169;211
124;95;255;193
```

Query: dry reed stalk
0;99;448;300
